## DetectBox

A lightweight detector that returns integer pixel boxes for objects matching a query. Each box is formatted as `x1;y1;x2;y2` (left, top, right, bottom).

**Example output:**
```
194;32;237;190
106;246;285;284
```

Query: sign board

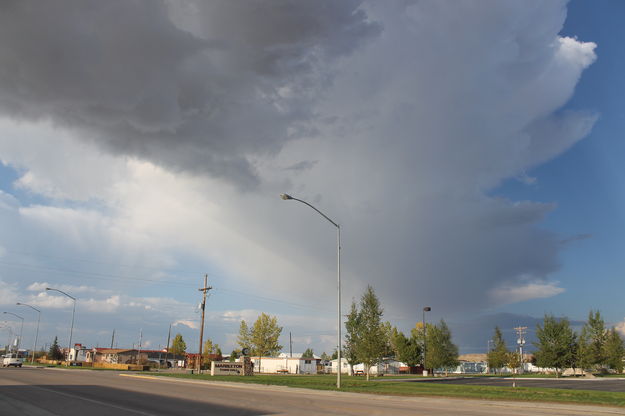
211;361;244;376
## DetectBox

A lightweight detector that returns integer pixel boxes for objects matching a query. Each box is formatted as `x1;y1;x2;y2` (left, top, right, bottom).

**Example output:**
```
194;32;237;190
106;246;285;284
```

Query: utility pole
197;274;212;373
137;328;143;365
165;323;172;369
514;326;527;374
289;332;292;358
110;329;115;349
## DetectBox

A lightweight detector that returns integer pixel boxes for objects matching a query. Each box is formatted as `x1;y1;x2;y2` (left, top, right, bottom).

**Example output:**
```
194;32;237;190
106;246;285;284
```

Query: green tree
320;352;330;361
202;338;220;362
331;349;338;360
237;320;252;351
343;300;361;375
48;336;63;360
380;321;396;359
302;348;314;358
604;328;625;373
533;315;577;377
578;310;607;371
250;313;283;357
506;351;522;376
392;330;422;367
356;286;386;380
170;333;186;355
425;320;459;376
229;349;240;362
487;327;508;374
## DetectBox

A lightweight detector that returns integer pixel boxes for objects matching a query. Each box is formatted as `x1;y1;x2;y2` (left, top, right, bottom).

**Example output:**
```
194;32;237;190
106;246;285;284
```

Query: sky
0;0;623;355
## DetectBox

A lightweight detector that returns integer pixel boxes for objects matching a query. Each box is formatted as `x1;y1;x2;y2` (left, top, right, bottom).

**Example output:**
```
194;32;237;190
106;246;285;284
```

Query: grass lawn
150;373;625;407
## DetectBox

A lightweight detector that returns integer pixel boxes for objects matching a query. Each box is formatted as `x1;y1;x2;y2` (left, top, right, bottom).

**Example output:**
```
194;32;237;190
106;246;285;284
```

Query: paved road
388;377;625;392
1;367;624;416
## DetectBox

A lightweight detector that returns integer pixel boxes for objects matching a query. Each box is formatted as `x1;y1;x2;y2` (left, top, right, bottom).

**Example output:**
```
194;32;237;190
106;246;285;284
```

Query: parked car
2;353;23;367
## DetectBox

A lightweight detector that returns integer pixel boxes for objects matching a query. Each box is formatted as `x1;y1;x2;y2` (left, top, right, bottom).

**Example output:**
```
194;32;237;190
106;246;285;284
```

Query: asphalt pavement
1;367;624;416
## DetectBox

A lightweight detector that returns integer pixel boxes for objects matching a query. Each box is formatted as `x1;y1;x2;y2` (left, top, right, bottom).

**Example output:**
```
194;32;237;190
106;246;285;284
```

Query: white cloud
83;295;121;313
488;280;565;305
615;320;625;338
173;320;198;330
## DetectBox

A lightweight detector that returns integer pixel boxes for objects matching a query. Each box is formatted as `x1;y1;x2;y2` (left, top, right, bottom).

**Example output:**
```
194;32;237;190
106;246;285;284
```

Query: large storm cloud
0;0;597;344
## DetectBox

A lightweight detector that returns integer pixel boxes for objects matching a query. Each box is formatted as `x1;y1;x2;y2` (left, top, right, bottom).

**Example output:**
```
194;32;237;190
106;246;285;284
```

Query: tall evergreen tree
425;320;459;375
487;327;508;374
48;336;63;360
355;285;386;380
533;315;577;377
604;328;625;373
302;348;314;358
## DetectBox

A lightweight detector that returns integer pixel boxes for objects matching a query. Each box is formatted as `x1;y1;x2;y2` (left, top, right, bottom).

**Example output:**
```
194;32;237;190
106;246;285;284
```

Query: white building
67;344;89;362
329;358;351;374
250;356;318;374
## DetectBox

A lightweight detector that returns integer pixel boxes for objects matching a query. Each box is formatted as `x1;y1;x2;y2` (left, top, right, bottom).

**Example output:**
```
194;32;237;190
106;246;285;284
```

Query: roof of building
95;348;137;354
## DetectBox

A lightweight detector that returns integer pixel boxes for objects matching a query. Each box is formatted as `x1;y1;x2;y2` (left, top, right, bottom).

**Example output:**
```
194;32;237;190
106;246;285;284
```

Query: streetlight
280;193;342;389
3;312;24;353
46;288;76;362
17;303;41;364
422;306;431;377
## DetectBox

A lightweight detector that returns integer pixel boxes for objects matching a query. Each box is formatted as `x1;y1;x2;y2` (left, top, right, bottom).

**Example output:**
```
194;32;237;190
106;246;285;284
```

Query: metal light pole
3;312;24;353
16;303;41;364
46;288;76;362
280;193;342;389
422;306;431;377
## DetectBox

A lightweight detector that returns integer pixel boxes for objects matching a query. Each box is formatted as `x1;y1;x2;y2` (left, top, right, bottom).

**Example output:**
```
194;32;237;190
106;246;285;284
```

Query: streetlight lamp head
423;307;431;312
280;193;293;200
45;288;52;291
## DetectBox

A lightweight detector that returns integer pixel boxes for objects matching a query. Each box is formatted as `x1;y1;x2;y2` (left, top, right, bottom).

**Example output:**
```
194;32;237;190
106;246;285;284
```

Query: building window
305;360;311;364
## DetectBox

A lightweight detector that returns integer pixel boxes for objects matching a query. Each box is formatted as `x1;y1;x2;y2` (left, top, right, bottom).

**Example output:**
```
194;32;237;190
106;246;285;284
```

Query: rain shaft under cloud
0;0;598;351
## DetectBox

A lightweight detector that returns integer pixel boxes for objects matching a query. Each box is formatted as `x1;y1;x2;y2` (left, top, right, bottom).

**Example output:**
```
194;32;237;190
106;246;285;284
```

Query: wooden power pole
197;274;212;372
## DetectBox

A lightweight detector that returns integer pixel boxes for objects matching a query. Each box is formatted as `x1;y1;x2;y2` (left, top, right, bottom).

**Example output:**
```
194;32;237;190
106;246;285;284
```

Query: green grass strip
149;373;625;407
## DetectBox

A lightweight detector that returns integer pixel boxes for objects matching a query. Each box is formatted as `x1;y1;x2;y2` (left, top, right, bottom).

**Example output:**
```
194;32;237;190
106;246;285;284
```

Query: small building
250;355;318;374
92;348;147;364
68;344;89;362
329;358;351;374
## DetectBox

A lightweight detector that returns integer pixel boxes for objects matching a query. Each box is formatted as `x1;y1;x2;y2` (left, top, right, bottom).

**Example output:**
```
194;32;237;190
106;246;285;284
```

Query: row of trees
229;286;459;380
344;286;459;380
488;310;625;376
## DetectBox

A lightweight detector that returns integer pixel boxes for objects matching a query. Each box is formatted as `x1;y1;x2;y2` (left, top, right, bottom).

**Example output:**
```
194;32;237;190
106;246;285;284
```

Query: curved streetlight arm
16;303;41;313
3;312;23;321
45;288;76;300
280;194;339;228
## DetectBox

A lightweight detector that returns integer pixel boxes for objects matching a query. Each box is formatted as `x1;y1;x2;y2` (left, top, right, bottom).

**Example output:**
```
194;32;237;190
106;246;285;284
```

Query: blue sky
0;0;623;355
491;0;625;324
